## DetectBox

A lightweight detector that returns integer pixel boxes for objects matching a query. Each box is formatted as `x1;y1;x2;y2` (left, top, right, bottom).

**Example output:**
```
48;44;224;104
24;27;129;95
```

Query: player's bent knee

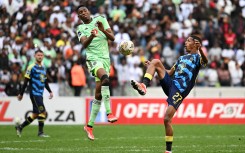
38;112;47;119
164;116;171;124
95;93;102;100
152;59;161;66
100;74;109;86
32;114;39;119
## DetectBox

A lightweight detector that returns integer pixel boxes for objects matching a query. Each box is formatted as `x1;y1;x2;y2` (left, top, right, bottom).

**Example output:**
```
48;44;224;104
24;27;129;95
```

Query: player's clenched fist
91;29;98;37
97;21;104;32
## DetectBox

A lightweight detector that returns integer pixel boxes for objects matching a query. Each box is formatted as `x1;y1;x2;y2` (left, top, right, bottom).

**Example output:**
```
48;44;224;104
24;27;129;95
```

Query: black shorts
30;95;46;114
159;73;183;110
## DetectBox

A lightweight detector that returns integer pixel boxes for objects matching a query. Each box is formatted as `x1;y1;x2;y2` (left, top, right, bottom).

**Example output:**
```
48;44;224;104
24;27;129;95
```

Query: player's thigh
164;105;176;121
153;59;166;80
97;58;110;78
86;59;110;80
159;72;172;96
30;95;46;113
167;85;183;110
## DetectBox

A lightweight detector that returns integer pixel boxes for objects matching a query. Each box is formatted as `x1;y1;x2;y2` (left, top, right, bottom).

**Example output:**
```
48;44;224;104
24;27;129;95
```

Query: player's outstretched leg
131;80;147;95
15;115;37;137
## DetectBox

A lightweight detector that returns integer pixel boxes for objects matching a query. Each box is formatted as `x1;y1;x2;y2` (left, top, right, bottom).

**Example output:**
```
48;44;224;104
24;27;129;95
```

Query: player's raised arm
97;21;115;41
194;39;208;66
80;30;97;49
166;65;176;76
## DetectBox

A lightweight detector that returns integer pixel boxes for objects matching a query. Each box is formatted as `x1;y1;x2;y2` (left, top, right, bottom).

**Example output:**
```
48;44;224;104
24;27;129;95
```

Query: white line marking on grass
0;140;45;144
0;146;157;152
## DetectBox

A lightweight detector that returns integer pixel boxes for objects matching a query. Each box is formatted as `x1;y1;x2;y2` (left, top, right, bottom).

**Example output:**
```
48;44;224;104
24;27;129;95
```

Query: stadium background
0;0;245;153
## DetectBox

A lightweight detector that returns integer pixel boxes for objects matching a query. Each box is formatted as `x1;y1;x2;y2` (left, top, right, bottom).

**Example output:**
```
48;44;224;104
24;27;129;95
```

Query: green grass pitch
0;125;244;153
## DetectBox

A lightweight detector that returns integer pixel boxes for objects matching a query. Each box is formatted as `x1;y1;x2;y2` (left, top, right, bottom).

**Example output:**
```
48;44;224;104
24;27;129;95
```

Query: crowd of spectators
0;0;244;96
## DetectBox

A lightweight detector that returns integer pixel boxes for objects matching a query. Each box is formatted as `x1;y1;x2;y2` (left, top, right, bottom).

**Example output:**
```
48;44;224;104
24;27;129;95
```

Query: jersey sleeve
172;59;179;71
100;16;110;30
76;25;85;42
24;64;34;79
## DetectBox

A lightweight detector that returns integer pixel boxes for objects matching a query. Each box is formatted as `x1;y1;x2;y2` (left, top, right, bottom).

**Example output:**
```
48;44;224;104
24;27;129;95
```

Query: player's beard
36;58;43;64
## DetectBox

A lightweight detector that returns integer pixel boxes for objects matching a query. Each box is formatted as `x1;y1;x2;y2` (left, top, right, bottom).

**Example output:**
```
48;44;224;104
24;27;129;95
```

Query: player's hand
194;40;201;50
97;21;104;32
49;92;53;99
144;60;151;66
17;94;23;101
91;29;98;37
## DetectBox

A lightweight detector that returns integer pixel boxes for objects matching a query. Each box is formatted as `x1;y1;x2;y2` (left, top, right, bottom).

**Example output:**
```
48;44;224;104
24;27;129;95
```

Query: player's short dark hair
35;49;43;54
190;35;202;43
76;4;87;12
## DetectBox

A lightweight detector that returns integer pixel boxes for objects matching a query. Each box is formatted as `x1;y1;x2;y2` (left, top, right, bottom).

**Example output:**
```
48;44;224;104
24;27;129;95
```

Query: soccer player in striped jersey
76;5;118;140
131;35;208;153
16;50;53;137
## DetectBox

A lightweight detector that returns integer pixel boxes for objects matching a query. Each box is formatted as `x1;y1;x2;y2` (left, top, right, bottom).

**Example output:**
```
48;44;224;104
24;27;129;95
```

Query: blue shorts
30;95;46;114
159;73;183;110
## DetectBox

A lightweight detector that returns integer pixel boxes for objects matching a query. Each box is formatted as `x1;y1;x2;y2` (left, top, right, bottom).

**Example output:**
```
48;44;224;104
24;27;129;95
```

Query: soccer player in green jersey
76;5;118;140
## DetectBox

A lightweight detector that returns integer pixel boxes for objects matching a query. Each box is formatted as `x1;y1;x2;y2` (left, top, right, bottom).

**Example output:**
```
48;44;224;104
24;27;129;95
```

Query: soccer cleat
38;132;50;138
165;151;172;153
107;114;118;123
84;126;94;140
15;125;22;137
131;80;147;95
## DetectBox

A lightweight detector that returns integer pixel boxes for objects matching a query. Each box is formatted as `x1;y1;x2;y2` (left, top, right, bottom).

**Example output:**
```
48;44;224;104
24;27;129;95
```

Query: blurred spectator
129;63;143;82
205;62;219;87
217;63;231;86
1;0;24;16
70;61;86;97
208;42;222;61
114;26;131;46
117;58;130;96
4;73;21;96
42;38;57;68
109;61;118;96
49;6;66;24
110;1;126;22
0;69;11;92
230;62;243;86
0;48;10;70
235;48;245;66
47;60;58;83
224;28;236;46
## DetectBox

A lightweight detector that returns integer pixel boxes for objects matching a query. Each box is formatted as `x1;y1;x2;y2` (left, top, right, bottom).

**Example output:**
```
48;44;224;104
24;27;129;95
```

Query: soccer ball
14;117;21;125
119;40;134;56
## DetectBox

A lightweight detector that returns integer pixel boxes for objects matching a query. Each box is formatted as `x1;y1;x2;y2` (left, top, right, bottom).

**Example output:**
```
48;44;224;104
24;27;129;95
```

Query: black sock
166;141;172;151
142;77;150;87
38;122;44;134
21;116;34;128
38;115;45;134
